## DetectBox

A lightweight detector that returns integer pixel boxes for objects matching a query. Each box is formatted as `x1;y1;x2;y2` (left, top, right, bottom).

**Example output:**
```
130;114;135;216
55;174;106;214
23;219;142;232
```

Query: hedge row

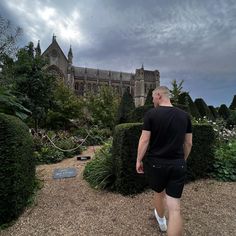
0;113;36;225
112;123;216;195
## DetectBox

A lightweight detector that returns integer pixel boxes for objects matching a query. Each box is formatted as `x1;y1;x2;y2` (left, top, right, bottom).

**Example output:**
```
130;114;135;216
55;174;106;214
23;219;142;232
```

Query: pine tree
116;88;135;124
144;88;154;106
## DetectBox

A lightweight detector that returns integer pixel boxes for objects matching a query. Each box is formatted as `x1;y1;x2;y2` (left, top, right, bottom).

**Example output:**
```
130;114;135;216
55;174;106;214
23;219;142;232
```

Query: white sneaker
154;208;167;232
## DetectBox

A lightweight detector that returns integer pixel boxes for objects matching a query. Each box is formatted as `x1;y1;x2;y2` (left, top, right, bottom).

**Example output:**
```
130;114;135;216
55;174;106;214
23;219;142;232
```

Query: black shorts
146;158;187;198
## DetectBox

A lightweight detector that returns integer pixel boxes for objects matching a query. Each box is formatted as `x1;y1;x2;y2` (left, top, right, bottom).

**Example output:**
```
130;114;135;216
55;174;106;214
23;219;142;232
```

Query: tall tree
46;81;83;129
0;15;22;58
170;79;184;104
116;87;135;124
144;88;154;106
85;86;120;129
11;42;56;130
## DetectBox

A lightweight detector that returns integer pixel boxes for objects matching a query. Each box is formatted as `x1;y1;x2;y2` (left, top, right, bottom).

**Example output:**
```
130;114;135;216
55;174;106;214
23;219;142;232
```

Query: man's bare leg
153;191;166;217
166;195;183;236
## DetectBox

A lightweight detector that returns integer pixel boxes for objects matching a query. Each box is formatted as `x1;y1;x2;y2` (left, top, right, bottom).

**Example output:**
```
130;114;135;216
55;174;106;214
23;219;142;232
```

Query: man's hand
136;160;144;174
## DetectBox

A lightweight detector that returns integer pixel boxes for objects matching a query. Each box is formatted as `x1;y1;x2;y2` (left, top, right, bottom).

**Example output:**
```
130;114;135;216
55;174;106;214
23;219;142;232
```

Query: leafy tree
0;15;22;58
116;87;135;124
46;82;83;129
9;42;56;130
170;79;184;104
144;88;154;106
0;86;31;119
85;86;120;129
229;95;236;110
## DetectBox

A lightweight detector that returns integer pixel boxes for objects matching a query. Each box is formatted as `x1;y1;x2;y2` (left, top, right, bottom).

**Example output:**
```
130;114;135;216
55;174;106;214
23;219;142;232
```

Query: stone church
39;35;160;106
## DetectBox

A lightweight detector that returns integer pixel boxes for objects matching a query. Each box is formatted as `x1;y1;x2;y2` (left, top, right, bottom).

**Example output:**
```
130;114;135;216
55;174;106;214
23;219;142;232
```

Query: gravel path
1;146;236;236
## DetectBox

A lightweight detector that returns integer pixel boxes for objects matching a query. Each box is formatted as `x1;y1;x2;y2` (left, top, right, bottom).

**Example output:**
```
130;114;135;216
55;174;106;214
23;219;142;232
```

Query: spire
68;45;73;64
52;34;56;42
35;40;41;56
141;64;144;70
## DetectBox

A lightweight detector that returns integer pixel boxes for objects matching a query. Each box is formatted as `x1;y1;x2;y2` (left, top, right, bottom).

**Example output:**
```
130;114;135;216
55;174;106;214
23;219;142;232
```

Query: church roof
42;36;68;62
74;66;133;82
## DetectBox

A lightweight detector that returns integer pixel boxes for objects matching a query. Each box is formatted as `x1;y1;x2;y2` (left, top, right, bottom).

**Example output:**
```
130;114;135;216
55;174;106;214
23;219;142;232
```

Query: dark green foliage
75;126;112;145
112;123;216;195
85;86;120;130
129;104;153;122
178;92;201;118
116;88;135;124
0;113;35;225
112;123;148;195
83;140;115;190
226;110;236;128
208;105;219;119
9;42;56;130
212;140;236;181
186;124;216;181
170;79;184;104
218;104;230;120
229;95;236;110
0;87;31;119
194;98;215;120
144;88;154;106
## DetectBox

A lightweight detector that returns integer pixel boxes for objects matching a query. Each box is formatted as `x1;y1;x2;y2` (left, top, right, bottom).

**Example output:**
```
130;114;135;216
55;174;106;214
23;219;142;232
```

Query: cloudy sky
0;0;235;107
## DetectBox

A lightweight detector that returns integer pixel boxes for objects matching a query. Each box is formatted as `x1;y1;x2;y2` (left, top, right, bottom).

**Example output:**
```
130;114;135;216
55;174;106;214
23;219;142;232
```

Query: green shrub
0;113;35;225
194;98;215;120
35;145;64;164
226;110;236;128
186;124;216;180
75;126;112;145
112;123;148;195
218;104;230;120
212;140;236;181
83;140;115;189
178;92;201;118
208;105;219;119
112;123;216;195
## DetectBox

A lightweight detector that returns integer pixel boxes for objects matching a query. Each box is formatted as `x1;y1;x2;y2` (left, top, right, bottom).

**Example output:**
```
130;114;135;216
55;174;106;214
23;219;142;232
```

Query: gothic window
79;83;84;96
75;83;79;90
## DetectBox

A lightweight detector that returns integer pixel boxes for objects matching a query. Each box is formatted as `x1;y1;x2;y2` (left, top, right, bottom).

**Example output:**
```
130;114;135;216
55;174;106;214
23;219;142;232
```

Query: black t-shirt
143;106;192;160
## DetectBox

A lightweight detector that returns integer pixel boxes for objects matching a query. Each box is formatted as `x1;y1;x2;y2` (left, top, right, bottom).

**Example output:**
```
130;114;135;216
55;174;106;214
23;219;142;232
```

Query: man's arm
136;130;151;173
183;133;192;160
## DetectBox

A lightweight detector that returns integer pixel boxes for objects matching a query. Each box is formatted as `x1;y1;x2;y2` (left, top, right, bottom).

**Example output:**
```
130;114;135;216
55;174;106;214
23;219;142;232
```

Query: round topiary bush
0;113;36;225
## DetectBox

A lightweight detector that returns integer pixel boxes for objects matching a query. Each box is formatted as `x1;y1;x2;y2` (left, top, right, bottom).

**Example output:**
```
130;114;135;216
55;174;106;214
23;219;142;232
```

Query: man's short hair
153;86;171;98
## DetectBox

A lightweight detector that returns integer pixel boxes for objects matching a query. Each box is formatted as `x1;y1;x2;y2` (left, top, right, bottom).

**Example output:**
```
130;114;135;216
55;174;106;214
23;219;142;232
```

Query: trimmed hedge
218;104;230;120
0;113;35;225
112;123;216;195
178;92;201;118
194;98;215;120
208;105;219;119
186;124;215;181
112;123;148;195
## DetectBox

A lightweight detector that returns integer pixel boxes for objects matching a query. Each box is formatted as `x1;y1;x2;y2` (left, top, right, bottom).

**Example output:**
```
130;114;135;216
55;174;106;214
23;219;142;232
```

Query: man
136;86;192;236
